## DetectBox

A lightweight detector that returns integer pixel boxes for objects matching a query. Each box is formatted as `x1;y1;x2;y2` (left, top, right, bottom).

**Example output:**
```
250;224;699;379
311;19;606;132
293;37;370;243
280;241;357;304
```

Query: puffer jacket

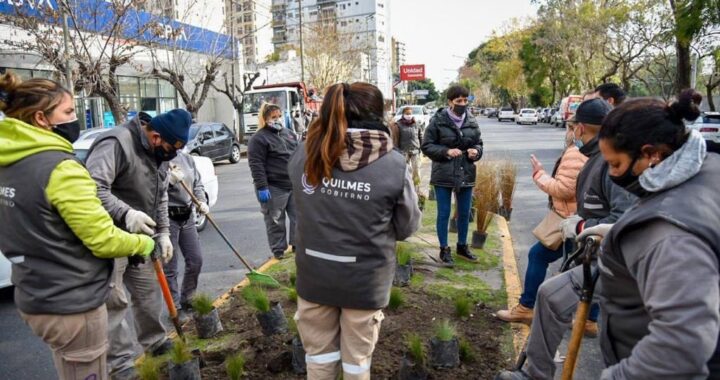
421;108;483;188
532;146;587;217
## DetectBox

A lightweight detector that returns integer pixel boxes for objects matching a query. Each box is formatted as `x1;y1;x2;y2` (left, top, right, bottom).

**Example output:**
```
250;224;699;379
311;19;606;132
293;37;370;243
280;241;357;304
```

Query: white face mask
402;115;413;121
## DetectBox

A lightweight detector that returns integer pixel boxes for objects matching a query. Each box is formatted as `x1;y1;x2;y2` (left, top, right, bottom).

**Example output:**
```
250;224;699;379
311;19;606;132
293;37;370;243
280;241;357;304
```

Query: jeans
519;240;598;321
434;186;473;247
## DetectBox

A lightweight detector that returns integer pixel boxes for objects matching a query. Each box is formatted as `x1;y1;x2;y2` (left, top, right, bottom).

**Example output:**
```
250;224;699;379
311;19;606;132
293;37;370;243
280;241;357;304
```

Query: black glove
128;254;146;267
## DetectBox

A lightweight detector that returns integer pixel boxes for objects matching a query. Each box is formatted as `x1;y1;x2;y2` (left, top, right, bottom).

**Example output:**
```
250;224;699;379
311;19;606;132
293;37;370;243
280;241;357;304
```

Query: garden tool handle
177;181;256;273
150;256;185;340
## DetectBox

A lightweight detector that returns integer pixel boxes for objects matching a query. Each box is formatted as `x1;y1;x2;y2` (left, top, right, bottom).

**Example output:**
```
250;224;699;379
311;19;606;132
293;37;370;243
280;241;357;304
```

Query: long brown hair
304;82;384;186
0;71;71;128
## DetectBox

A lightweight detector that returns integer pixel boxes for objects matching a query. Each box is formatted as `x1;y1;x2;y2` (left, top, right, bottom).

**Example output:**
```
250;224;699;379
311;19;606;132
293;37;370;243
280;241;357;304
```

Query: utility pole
299;0;304;83
230;0;238;136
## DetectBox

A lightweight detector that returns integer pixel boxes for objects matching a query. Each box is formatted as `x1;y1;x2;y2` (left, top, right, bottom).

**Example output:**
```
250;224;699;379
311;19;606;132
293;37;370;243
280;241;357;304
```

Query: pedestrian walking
421;85;483;264
0;72;154;380
396;106;423;195
247;102;299;259
589;90;720;379
164;150;209;319
496;127;588;324
85;108;192;380
288;82;421;380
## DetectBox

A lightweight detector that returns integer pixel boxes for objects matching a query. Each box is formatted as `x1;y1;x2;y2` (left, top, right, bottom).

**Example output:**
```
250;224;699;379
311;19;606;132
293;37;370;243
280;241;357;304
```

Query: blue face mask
574;138;584;149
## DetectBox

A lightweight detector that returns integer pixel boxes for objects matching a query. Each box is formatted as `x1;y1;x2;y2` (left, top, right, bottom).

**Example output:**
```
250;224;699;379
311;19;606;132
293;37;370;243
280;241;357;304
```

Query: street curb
497;216;530;358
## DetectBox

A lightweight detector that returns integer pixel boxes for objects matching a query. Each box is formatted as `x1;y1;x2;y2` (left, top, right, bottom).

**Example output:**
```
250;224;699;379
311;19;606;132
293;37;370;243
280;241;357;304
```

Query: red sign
400;64;425;81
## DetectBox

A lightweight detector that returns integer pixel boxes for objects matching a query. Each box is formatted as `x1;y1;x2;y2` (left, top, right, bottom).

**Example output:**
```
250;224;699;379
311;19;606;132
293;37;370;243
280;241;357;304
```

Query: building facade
226;0;274;68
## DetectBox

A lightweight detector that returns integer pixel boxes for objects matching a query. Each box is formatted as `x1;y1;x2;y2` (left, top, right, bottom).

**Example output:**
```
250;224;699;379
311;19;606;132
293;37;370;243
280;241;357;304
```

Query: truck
558;95;583;129
241;82;322;137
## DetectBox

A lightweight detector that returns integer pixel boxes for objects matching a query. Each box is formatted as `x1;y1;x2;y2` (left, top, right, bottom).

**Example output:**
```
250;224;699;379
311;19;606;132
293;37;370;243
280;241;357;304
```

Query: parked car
688;112;720;143
551;109;563;127
73;132;219;231
184;123;242;164
394;105;430;129
517;108;539;125
0;250;11;289
498;107;515;122
486;108;498;118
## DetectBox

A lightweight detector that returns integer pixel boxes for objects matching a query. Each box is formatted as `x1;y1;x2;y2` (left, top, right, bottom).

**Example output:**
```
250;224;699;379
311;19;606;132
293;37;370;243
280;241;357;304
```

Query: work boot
439;246;454;265
496;304;534;325
111;367;139;380
273;251;285;260
584;320;598;338
456;243;478;262
149;339;173;357
495;369;532;380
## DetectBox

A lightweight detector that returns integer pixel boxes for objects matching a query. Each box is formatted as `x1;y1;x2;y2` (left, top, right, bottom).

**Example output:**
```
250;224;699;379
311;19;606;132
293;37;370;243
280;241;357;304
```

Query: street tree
303;24;363;93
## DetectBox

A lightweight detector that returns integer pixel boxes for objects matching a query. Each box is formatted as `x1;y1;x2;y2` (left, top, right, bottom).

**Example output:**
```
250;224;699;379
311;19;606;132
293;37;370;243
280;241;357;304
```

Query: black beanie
149;109;192;148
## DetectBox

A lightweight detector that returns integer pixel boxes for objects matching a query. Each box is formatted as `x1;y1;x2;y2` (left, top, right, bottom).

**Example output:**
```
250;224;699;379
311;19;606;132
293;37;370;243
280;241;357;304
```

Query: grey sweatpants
107;257;168;376
260;185;296;256
526;265;595;380
164;215;203;308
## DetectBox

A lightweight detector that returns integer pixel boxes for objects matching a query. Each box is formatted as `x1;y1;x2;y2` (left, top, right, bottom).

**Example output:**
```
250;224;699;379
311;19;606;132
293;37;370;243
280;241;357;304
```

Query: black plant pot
169;357;201;380
449;217;458;233
393;262;413;287
194;308;223;339
256;302;288;336
398;356;429;380
471;231;488;249
429;337;459;369
291;335;307;374
499;206;513;221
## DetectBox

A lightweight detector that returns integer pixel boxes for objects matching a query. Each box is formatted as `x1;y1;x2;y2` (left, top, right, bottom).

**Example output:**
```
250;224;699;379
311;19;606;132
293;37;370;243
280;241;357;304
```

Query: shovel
560;236;600;380
150;252;185;341
177;180;281;288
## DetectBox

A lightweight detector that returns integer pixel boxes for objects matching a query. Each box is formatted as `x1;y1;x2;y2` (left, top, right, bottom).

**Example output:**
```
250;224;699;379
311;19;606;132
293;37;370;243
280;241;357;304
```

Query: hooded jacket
288;128;421;309
0;117;152;315
599;132;720;379
421;108;483;188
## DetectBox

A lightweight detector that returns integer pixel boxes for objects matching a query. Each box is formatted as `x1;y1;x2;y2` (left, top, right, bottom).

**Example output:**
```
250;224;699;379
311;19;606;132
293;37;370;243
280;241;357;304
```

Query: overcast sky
389;0;539;91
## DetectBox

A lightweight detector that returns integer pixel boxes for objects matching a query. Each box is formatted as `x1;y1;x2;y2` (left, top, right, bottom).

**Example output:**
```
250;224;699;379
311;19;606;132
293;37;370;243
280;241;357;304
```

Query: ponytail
305;83;348;186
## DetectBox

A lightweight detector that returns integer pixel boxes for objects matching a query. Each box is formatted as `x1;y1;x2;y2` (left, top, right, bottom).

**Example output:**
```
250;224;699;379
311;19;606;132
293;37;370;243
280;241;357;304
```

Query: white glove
559;215;583;240
168;164;185;186
125;209;157;235
157;233;173;263
577;223;614;242
197;202;210;215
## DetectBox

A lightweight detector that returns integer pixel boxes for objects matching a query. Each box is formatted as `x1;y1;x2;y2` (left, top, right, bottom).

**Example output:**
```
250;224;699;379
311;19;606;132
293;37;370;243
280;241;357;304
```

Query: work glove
156;233;173;263
559;215;584;240
128;236;155;267
168;164;185;186
577;223;614;243
125;209;157;235
257;188;271;203
197;201;210;215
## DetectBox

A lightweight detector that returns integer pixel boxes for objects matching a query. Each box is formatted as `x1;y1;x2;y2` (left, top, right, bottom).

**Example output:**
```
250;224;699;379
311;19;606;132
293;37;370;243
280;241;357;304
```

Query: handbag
532;208;566;250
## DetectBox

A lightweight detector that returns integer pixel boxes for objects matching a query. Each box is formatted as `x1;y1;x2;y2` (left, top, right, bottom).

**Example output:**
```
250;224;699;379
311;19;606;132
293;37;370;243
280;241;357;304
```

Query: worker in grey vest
85;109;191;380
289;82;421;380
165;150;208;317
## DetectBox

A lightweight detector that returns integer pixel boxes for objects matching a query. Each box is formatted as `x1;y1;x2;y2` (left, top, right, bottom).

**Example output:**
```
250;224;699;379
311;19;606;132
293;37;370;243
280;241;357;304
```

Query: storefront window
118;76;140;113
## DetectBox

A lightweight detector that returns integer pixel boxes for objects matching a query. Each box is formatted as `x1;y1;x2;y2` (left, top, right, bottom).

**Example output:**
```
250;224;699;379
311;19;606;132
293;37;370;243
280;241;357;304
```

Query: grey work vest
288;146;407;310
87;118;169;222
600;153;720;375
0;151;112;314
397;121;420;153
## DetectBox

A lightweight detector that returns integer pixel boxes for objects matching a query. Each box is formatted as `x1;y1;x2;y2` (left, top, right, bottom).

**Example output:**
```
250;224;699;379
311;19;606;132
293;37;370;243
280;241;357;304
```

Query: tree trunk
708;84;717;111
675;39;692;92
102;92;127;125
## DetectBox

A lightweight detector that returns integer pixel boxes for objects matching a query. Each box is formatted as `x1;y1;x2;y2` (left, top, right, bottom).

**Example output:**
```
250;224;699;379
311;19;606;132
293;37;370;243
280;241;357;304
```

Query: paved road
0;117;602;379
480;116;603;379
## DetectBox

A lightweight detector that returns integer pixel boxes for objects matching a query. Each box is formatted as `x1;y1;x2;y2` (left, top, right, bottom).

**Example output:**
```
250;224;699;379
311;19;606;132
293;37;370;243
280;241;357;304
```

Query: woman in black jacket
421;85;483;264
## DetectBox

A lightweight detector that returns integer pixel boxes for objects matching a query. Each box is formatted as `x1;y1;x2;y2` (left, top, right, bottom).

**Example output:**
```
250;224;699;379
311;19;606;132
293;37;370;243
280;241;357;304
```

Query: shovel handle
177;181;256;273
561;301;590;380
152;258;185;340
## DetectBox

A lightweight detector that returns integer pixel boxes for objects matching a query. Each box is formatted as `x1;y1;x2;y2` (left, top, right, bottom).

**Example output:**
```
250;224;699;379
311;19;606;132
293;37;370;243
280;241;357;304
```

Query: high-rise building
226;0;275;68
270;0;392;98
391;37;405;76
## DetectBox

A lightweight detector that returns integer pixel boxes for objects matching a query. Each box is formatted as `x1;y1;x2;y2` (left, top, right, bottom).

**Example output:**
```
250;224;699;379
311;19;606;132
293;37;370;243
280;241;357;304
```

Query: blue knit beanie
149;109;192;148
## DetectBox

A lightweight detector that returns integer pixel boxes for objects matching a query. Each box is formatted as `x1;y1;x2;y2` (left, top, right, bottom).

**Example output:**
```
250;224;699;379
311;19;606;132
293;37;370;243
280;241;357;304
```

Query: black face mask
154;145;178;162
53;119;81;143
452;104;467;116
609;157;648;197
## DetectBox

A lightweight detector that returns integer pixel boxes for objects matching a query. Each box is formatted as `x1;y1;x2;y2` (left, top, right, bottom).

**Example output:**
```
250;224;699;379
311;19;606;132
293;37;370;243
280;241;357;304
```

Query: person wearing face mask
497;98;636;380
396;106;423;195
0;73;155;380
84;108;191;380
421;85;483;264
247;103;299;260
585;89;720;379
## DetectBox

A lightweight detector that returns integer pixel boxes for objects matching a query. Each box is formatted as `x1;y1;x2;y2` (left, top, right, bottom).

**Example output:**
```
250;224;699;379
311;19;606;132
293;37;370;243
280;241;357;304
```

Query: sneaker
495;369;532;380
496;304;534;325
149;339;173;357
439;246;454;265
456;244;478;262
273;251;285;260
111;367;139;380
584;320;598;338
